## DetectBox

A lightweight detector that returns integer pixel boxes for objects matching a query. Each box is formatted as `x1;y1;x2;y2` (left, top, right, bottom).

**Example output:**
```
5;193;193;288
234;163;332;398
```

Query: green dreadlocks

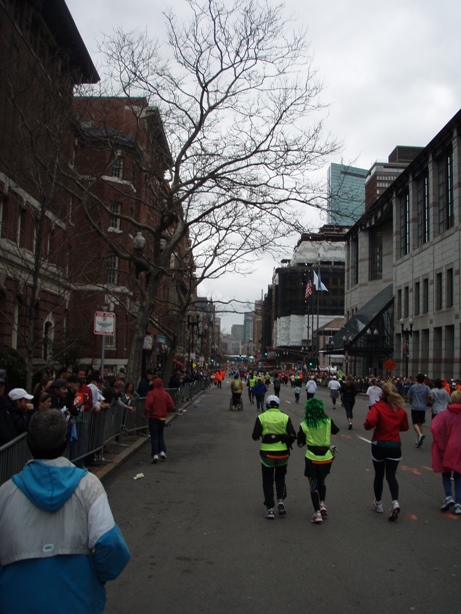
302;397;329;429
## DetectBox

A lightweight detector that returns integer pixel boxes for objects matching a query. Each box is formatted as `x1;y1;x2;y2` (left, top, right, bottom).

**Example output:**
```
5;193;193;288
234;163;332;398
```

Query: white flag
313;269;328;292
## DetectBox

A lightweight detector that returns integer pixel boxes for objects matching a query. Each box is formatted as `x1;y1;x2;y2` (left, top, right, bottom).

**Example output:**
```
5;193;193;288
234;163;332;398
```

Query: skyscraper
327;163;367;225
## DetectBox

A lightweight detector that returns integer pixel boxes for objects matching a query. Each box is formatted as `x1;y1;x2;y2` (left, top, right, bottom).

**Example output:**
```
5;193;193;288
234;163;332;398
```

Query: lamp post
400;317;413;378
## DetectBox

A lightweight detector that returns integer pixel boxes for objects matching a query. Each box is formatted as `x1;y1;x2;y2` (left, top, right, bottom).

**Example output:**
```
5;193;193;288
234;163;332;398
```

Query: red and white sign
94;311;116;335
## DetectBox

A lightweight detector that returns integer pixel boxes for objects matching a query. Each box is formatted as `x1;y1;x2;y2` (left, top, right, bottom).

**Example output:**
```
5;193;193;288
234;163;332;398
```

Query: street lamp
400;317;413;378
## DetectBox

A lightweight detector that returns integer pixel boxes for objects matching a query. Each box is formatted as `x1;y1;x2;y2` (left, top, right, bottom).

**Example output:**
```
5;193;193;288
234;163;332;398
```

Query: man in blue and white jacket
0;409;131;613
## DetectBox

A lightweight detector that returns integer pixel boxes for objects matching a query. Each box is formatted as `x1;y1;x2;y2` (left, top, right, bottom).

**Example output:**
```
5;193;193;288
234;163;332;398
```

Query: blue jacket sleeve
93;524;131;583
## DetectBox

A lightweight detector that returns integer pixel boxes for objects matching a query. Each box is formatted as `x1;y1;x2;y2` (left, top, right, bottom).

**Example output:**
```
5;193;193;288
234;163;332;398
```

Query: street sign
383;358;396;372
94;311;115;335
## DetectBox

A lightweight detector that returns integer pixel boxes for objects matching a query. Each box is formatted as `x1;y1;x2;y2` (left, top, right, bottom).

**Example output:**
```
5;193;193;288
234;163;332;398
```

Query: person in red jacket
142;378;175;464
364;383;409;521
430;390;461;514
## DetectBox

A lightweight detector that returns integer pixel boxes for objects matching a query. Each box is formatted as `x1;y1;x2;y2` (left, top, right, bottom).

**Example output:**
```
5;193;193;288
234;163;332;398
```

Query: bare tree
76;0;339;381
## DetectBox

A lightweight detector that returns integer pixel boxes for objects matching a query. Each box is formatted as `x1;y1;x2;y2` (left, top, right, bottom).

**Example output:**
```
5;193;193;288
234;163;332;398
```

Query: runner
364;383;409;521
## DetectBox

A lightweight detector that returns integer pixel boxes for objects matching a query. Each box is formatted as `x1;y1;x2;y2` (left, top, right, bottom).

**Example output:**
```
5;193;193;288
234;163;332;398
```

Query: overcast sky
66;0;461;332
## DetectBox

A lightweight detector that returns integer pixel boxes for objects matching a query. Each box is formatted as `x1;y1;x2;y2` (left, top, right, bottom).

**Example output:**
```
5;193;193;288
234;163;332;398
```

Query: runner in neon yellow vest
297;397;340;524
252;395;296;519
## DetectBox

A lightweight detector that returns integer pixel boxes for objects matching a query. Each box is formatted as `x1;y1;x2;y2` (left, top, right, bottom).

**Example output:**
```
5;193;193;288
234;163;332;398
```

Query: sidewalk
88;402;191;482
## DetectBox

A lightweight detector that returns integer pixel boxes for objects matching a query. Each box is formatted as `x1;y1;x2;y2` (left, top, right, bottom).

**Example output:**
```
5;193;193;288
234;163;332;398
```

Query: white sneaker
152;454;159;464
277;500;287;516
320;502;328;517
440;496;454;511
388;500;400;521
374;500;384;513
311;511;323;524
454;503;461;515
160;452;167;461
265;508;275;520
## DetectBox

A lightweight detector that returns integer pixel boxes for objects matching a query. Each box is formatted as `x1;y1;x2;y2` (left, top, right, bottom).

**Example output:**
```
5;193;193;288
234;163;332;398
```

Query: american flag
305;279;313;299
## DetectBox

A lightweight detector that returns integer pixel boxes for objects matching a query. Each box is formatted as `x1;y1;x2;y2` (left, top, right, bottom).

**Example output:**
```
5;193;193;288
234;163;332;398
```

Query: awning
324;285;394;356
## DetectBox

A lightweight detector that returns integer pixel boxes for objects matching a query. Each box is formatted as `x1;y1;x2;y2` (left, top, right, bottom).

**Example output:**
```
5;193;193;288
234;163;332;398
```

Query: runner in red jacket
364;383;409;521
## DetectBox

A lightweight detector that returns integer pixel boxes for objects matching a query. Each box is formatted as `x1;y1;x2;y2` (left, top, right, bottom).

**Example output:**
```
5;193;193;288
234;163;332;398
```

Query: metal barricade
0;433;30;486
0;380;206;485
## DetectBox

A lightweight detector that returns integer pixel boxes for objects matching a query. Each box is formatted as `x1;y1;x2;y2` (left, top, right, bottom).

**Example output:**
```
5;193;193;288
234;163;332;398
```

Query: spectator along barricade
0;382;208;486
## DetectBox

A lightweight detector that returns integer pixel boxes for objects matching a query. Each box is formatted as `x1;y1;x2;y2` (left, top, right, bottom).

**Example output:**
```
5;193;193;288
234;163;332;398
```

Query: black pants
371;444;401;501
261;462;287;508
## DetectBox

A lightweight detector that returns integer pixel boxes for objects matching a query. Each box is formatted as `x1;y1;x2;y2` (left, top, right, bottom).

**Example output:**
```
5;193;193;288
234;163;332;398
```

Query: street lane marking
357;436;372;444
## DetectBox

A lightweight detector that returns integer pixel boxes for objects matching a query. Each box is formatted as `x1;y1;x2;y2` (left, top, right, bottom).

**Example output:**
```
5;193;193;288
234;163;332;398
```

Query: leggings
304;459;331;512
371;444;401;501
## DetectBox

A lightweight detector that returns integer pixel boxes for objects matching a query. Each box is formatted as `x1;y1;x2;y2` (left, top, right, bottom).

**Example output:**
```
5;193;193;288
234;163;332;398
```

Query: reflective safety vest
300;419;333;462
258;408;289;453
249;377;257;388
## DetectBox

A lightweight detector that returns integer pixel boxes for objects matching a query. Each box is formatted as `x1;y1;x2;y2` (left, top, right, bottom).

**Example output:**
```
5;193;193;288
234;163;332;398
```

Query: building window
422;277;429;313
17;208;27;248
109;202;121;230
438;148;454;234
414;281;420;316
435;272;443;310
112;156;124;179
404;286;409;318
399;188;410;256
397;289;402;320
351;238;358;286
106;254;119;285
105;332;116;349
416;169;430;246
369;229;382;280
446;268;454;308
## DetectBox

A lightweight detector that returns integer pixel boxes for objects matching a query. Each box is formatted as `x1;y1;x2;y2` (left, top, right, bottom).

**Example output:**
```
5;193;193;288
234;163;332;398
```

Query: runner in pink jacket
430;390;461;514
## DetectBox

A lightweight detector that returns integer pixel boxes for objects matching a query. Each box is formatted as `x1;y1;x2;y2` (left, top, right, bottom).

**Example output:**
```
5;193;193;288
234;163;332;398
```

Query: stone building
328;109;461;379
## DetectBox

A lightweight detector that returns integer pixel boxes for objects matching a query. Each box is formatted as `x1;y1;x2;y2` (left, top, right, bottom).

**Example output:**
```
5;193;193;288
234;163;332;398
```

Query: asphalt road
104;382;461;614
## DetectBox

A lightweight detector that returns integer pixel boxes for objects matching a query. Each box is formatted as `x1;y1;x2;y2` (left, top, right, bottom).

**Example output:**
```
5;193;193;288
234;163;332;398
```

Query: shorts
371;442;402;462
304;458;332;481
411;410;426;425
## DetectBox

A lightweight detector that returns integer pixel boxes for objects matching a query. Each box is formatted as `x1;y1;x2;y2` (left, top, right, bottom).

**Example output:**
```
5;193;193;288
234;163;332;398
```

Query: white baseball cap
8;388;34;401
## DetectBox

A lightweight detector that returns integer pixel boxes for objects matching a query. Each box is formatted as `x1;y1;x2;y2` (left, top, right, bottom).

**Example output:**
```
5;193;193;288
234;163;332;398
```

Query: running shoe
388;500;400;521
454;503;461;515
320;502;328;517
152;454;159;464
374;500;384;513
348;424;353;430
440;496;455;511
416;434;425;448
311;511;323;524
160;451;167;461
265;508;275;520
277;500;287;516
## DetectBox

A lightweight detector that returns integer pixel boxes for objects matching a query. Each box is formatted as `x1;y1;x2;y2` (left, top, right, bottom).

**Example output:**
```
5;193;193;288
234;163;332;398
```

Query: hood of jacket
448;403;461;414
12;457;88;513
152;377;165;391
